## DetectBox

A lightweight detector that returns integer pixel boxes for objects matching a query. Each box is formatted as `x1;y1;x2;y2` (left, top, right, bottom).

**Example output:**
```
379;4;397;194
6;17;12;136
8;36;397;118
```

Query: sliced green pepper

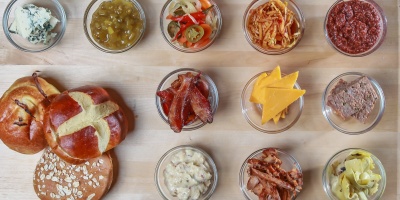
167;21;180;38
184;25;204;43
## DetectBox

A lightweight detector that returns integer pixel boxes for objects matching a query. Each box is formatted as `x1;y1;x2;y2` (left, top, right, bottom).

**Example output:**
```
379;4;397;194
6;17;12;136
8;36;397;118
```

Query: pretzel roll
0;73;60;154
44;86;128;164
33;148;114;200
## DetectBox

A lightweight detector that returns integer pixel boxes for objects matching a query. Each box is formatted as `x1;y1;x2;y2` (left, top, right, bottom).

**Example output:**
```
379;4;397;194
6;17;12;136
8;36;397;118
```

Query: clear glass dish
239;148;302;200
243;0;305;55
155;68;219;132
160;0;222;53
83;0;146;53
2;0;67;52
154;145;218;200
322;148;386;200
241;71;304;134
323;0;387;57
322;72;385;135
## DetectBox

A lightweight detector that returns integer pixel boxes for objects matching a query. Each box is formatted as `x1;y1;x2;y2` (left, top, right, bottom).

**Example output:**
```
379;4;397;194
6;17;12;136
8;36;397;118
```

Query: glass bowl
2;0;67;52
155;145;218;200
160;0;222;53
322;148;386;200
155;68;219;132
239;148;303;200
324;0;387;57
322;72;385;135
241;71;304;134
243;0;305;55
83;0;146;53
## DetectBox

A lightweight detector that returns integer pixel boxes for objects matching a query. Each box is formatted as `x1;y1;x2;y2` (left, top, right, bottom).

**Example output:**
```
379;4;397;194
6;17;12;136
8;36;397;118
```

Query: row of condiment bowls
154;145;386;200
3;0;387;56
156;68;385;135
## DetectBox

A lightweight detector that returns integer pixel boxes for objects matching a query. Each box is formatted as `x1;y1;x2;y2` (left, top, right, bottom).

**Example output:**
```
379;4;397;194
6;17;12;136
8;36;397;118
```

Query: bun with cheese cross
44;85;128;164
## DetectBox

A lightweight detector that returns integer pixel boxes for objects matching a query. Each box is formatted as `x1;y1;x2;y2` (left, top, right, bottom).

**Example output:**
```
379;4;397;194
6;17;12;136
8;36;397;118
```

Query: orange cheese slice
268;71;299;89
250;66;281;103
261;88;305;124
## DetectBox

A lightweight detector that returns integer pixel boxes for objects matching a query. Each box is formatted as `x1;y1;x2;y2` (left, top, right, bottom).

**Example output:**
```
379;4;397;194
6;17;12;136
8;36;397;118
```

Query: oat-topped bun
44;85;128;164
33;148;113;200
0;73;59;154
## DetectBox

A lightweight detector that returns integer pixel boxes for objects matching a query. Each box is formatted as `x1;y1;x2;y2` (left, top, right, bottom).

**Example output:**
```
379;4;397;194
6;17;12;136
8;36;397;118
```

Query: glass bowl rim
2;0;67;53
323;0;387;57
242;0;306;55
321;72;385;135
241;70;304;134
239;147;303;200
321;148;387;200
159;0;223;53
83;0;146;54
154;145;219;200
155;68;219;132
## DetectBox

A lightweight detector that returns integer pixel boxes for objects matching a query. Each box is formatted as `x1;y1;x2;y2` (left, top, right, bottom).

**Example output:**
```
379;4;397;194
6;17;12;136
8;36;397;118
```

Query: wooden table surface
0;0;398;199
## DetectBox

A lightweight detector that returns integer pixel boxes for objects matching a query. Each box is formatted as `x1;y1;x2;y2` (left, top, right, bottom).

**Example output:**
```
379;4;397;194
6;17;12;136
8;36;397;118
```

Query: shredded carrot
247;0;300;50
199;0;212;10
178;34;187;44
194;38;211;48
195;24;212;45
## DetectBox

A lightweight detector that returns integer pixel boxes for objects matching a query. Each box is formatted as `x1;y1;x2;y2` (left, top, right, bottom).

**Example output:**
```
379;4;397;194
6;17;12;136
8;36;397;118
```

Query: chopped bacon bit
247;148;303;199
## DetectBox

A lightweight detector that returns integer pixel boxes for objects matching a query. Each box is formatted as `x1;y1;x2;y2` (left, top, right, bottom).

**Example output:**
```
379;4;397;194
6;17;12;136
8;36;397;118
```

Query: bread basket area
0;0;398;199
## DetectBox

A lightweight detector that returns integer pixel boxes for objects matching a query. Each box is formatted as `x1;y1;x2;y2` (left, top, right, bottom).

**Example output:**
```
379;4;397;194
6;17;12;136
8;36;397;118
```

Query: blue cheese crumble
9;4;59;45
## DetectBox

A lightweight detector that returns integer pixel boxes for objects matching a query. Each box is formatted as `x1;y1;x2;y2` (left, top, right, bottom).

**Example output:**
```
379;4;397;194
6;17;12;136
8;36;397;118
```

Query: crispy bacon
195;76;209;98
190;86;213;123
251;168;294;191
157;88;175;115
158;72;213;132
168;74;194;133
247;176;260;190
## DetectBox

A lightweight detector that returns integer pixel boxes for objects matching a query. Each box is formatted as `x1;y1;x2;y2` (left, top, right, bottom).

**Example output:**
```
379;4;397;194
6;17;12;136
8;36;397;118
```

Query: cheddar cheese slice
250;66;281;103
272;111;281;124
268;71;299;89
261;88;305;124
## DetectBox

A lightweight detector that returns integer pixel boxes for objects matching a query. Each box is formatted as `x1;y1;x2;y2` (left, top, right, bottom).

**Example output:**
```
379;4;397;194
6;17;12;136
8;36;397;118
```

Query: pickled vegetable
330;150;382;200
90;0;144;50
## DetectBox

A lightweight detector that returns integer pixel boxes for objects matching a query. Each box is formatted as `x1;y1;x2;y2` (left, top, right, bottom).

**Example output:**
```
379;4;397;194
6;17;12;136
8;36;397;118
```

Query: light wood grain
0;0;398;199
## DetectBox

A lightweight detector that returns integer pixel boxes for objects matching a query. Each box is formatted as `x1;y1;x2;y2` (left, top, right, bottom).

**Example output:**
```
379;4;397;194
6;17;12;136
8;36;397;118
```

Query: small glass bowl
240;148;302;200
2;0;67;52
324;0;387;57
241;71;304;134
322;72;385;135
160;0;222;53
83;0;146;53
155;68;219;132
322;148;386;200
243;0;305;55
155;145;218;200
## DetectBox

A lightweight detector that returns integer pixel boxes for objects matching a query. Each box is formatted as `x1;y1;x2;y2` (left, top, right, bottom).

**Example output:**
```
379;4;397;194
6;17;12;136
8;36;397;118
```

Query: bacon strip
190;86;213;123
168;74;194;133
156;88;175;115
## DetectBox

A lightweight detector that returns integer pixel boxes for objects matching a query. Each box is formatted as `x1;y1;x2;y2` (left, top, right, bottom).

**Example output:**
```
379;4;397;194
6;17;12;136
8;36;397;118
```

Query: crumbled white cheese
9;4;59;44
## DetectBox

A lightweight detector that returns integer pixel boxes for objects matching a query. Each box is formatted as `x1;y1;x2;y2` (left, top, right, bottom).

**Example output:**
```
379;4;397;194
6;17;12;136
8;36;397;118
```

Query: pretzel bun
44;86;128;164
33;148;113;200
0;74;59;154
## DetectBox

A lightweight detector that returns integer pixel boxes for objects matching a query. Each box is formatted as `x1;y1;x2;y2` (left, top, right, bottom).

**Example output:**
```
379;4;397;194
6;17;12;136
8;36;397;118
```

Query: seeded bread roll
44;85;128;164
33;148;113;200
0;73;59;154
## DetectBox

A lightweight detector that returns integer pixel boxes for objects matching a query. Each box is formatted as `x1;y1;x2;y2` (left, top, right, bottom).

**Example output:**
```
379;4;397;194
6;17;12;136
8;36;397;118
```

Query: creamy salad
164;149;212;200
